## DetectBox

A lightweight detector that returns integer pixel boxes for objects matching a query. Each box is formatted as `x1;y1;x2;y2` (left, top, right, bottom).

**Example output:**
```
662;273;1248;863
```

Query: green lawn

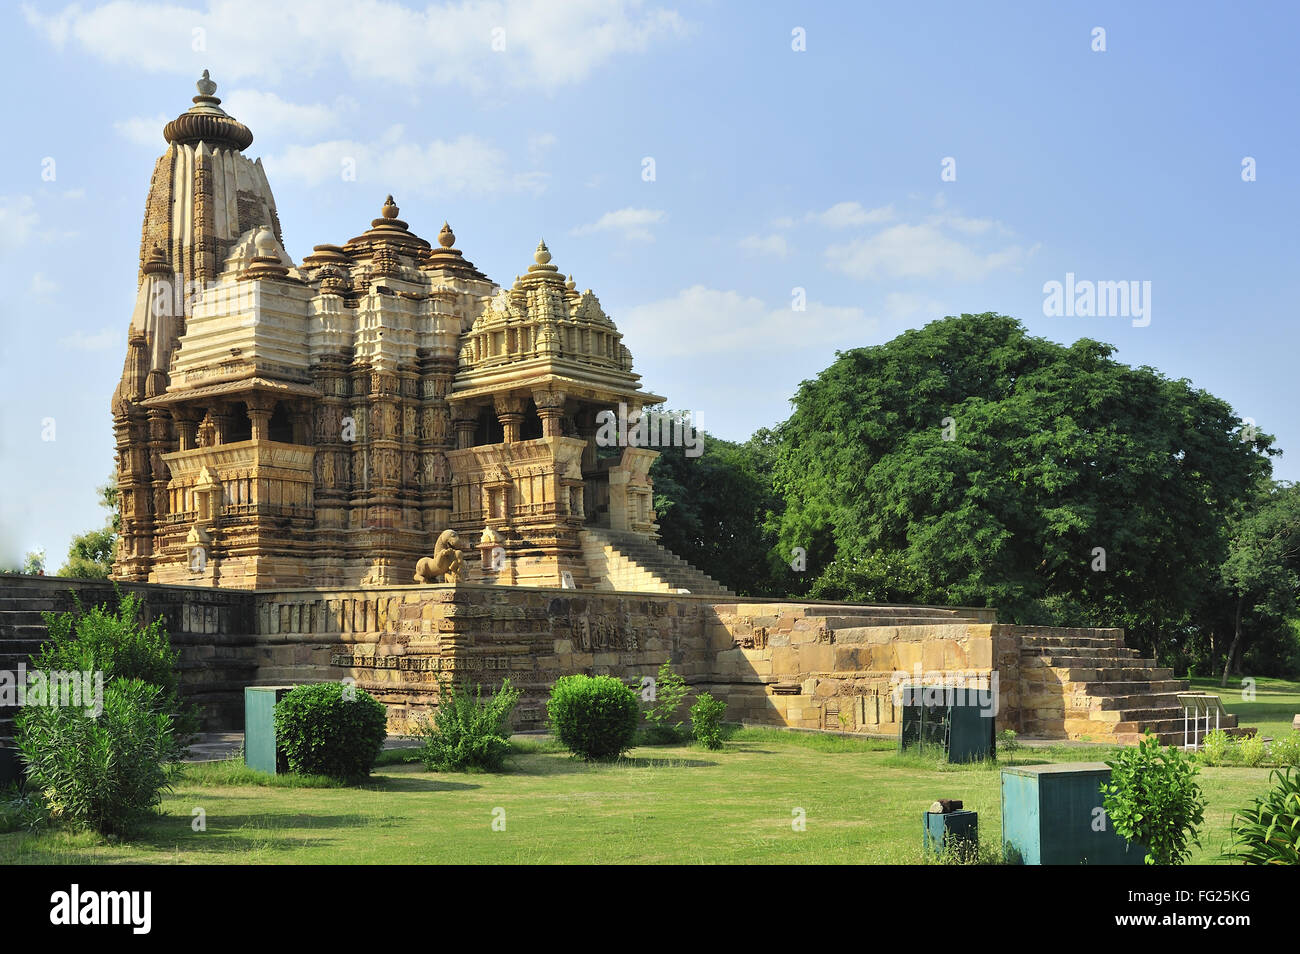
1186;675;1300;739
0;729;1283;865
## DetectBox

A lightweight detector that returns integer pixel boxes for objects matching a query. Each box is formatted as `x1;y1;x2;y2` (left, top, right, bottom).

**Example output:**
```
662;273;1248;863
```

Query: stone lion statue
414;529;464;584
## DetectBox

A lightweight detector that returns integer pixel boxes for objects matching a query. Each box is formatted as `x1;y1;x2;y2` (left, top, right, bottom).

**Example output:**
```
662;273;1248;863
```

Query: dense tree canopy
650;421;785;597
769;314;1276;656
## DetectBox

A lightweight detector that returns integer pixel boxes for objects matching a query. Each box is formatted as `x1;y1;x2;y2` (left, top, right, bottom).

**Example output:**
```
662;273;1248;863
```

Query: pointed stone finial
439;221;456;248
565;274;576;292
197;69;217;98
382;195;399;219
534;239;551;265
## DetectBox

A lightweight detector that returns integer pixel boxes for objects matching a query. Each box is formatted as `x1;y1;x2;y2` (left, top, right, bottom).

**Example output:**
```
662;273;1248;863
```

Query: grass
1186;675;1300;739
0;730;1282;865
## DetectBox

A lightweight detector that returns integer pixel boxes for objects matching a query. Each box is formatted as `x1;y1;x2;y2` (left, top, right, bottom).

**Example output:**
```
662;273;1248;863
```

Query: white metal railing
1177;693;1226;749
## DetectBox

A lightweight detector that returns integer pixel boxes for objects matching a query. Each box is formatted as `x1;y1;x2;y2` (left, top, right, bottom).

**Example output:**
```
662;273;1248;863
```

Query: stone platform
0;573;1245;745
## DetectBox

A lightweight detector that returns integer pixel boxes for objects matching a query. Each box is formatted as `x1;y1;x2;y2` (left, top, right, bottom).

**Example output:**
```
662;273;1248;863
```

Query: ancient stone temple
111;72;729;594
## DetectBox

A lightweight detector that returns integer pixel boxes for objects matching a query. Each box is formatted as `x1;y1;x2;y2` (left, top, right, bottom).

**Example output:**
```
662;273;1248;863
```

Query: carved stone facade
111;74;670;591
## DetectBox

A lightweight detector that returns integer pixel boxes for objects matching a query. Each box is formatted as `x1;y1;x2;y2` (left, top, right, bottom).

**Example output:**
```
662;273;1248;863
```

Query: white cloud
24;0;687;92
619;286;870;359
571;207;665;243
59;328;122;352
737;233;789;258
807;201;894;228
0;195;39;249
825;223;1029;281
221;89;356;139
29;273;59;299
113;113;170;148
263;126;546;196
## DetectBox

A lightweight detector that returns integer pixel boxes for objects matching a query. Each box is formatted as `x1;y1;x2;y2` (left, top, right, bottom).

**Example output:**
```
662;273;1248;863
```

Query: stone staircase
0;580;71;740
1018;630;1253;744
580;527;733;597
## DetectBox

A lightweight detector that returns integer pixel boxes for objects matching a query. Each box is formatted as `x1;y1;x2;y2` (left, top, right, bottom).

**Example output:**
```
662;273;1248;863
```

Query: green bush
1227;767;1300;864
1198;729;1236;767
1238;732;1268;767
1101;733;1206;865
690;692;727;750
642;659;689;744
34;590;198;752
996;729;1022;764
15;678;174;836
1269;731;1300;768
546;675;640;761
413;678;520;772
273;682;388;781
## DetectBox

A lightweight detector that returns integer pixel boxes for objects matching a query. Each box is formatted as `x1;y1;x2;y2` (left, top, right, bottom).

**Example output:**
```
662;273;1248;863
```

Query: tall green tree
1217;480;1300;684
58;472;120;579
772;314;1274;652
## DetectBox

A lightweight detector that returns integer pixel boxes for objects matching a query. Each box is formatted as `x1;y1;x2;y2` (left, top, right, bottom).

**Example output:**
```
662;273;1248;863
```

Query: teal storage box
898;685;995;763
923;809;978;858
244;686;297;774
1001;763;1145;865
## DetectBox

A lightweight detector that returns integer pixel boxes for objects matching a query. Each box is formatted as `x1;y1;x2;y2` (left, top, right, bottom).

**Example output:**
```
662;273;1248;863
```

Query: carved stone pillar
172;408;201;451
246;395;274;443
452;405;478;450
533;388;567;438
494;394;525;444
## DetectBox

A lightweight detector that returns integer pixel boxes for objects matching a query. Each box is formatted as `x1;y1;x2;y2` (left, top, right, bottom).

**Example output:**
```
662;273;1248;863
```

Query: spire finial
196;69;217;98
534;239;551;265
439;221;456;248
382;195;399;219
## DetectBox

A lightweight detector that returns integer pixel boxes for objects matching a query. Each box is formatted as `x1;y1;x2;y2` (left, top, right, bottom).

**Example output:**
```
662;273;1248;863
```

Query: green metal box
898;685;995;763
1001;763;1145;865
922;809;979;858
244;686;297;775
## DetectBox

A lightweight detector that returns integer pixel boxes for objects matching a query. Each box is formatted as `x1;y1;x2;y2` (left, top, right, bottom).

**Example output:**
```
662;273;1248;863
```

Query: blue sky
1;0;1296;569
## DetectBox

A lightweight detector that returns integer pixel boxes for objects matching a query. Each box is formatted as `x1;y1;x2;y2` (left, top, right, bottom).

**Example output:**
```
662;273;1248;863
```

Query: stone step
1081;679;1188;695
1034;654;1160;669
1021;645;1138;658
1055;666;1179;682
1086;691;1193;711
1019;635;1124;649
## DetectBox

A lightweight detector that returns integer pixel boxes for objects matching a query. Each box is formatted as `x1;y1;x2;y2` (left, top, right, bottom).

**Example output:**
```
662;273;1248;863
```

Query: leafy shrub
546;675;640;761
1198;729;1236;767
996;729;1022;764
642;659;689;744
16;678;174;836
34;590;198;752
1101;733;1207;865
690;692;727;750
1238;732;1268;767
273;682;388;781
413;678;520;772
0;783;47;834
1228;767;1300;864
1269;731;1300;768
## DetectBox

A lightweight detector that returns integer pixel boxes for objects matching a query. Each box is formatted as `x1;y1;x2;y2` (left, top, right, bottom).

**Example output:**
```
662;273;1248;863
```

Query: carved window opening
473;406;504;447
268;402;294;443
227;402;252;442
519;399;543;441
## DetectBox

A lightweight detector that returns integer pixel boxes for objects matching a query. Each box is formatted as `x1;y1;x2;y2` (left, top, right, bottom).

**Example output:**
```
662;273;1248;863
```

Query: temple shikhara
111;72;728;595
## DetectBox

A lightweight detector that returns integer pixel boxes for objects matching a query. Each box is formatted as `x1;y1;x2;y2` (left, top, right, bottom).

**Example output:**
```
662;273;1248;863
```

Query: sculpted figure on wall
413;528;464;584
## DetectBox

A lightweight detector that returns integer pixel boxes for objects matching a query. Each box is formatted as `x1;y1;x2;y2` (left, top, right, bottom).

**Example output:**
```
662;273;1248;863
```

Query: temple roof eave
142;375;323;408
449;371;665;408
